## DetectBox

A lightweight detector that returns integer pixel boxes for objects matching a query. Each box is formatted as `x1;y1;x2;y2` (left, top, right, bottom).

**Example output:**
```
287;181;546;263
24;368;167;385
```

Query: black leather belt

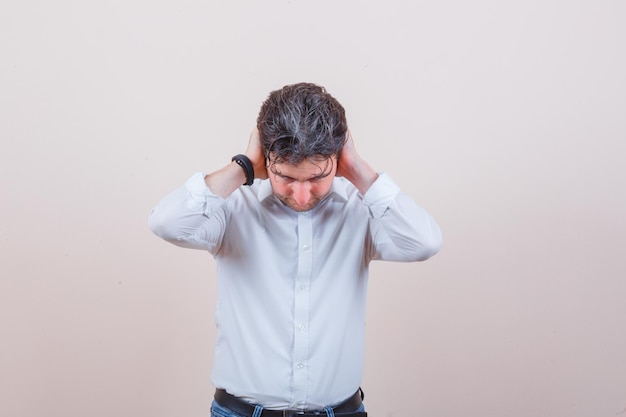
214;388;367;417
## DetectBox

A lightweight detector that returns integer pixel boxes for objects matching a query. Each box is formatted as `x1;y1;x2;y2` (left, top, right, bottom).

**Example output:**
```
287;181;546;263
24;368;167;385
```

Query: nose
292;181;312;206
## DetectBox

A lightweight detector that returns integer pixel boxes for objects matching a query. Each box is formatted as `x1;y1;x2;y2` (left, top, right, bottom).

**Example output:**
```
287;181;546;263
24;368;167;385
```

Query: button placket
292;212;312;400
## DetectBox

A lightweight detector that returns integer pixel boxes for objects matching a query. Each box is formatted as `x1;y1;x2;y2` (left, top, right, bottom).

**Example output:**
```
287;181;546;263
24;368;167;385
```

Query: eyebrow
273;158;335;181
277;171;330;181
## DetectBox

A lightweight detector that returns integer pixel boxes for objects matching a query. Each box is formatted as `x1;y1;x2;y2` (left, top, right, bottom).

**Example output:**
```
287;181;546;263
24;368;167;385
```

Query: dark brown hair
257;83;347;172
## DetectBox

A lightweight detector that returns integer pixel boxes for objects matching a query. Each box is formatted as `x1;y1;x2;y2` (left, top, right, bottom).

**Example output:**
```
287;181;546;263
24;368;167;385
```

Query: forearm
204;161;248;198
204;128;268;197
340;157;379;195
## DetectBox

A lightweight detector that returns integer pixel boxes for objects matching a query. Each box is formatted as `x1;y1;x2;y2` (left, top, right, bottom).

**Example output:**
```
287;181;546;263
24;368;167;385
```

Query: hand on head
336;129;358;179
336;129;378;194
245;127;268;180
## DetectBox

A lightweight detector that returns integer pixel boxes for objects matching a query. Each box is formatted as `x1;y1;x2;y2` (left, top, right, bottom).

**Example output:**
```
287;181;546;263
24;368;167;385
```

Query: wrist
231;154;255;186
344;159;378;194
245;153;268;180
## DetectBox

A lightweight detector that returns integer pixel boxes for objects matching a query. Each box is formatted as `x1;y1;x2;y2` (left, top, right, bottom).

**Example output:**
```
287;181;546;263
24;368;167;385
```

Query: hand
336;129;358;179
336;129;378;194
245;127;268;180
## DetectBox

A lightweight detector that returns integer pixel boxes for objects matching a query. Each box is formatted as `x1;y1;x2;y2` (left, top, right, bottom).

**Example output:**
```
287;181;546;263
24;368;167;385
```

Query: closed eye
277;174;296;183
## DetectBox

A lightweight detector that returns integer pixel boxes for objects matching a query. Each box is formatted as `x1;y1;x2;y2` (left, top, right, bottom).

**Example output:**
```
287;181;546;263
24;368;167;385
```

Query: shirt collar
328;178;349;202
258;179;275;202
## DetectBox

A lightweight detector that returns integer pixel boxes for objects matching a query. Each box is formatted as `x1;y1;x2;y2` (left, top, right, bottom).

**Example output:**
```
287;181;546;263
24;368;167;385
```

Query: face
267;156;337;212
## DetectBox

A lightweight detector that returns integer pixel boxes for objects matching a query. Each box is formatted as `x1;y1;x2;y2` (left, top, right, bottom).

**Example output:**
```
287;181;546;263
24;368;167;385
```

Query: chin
282;199;320;212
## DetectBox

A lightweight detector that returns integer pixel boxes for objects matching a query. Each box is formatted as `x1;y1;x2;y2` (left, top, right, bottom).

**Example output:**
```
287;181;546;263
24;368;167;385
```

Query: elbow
415;236;442;261
386;230;442;262
148;206;174;241
411;226;443;262
148;206;213;251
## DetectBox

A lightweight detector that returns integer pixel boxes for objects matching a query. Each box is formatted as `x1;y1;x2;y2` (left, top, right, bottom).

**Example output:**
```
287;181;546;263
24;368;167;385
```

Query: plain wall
1;1;625;416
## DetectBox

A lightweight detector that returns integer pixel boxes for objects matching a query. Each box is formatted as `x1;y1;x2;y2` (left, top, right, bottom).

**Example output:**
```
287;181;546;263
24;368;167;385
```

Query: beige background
1;1;625;416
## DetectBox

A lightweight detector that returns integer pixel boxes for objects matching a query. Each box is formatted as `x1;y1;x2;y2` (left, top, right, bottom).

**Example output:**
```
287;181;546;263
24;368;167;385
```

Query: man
149;83;442;417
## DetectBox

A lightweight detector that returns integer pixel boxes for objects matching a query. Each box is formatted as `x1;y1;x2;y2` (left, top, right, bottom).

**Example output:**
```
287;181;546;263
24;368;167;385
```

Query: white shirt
149;172;441;410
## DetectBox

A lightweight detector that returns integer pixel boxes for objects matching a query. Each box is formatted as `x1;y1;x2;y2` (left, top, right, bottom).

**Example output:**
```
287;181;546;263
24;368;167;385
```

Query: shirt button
296;363;305;369
298;323;305;330
302;244;309;251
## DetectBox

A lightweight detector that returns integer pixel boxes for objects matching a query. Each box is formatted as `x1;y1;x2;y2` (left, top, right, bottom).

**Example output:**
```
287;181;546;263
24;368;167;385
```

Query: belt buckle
282;411;306;417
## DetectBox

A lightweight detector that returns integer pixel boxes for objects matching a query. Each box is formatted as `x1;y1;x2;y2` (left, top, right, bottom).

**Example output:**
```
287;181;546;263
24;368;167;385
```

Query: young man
149;83;442;417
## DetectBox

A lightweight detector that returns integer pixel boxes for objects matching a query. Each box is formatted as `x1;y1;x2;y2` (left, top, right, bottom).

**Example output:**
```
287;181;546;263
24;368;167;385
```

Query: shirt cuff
184;172;225;216
361;172;401;218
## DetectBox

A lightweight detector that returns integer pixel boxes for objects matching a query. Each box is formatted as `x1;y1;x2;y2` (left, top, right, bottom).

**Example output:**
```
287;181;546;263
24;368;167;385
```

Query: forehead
271;156;336;179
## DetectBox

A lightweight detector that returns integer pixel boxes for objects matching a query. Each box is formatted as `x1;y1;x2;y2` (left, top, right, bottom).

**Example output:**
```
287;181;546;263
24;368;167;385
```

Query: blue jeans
210;400;366;417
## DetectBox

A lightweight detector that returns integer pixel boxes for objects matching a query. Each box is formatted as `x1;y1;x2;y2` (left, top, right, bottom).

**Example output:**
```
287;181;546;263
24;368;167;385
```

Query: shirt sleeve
148;172;228;253
362;173;442;262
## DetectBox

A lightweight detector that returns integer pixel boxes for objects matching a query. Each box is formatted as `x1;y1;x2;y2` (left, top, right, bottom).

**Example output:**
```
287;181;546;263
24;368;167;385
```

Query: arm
148;129;267;251
204;128;268;197
364;176;442;262
337;130;442;262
